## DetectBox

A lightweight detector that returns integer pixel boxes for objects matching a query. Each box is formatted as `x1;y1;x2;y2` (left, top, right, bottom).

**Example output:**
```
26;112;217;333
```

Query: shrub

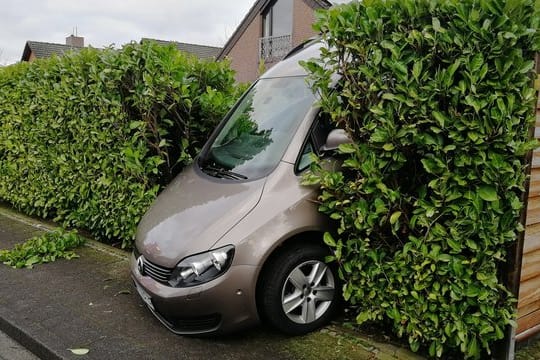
302;0;539;357
0;229;85;268
0;41;243;248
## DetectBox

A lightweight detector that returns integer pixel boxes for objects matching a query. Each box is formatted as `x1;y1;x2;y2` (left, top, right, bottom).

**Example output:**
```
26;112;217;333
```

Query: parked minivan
130;40;350;336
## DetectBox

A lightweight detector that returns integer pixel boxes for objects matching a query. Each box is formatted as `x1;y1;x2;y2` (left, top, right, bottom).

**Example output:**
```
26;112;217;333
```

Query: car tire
259;243;339;335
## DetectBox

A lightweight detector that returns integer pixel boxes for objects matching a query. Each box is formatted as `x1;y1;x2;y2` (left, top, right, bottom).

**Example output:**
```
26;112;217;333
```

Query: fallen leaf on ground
68;348;89;355
114;289;131;296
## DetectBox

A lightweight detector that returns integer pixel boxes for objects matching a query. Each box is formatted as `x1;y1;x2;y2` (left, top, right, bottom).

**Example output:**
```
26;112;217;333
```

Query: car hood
136;164;266;268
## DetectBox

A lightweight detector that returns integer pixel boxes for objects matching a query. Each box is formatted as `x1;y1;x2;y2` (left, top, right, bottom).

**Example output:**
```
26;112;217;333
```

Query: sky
0;0;348;65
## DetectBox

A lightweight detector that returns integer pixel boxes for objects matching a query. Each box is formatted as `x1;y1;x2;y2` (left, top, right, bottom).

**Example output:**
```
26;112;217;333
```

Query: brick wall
292;0;318;45
226;16;262;83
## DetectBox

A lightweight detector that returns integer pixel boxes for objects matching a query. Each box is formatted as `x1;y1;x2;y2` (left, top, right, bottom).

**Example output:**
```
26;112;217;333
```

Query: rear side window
296;113;333;173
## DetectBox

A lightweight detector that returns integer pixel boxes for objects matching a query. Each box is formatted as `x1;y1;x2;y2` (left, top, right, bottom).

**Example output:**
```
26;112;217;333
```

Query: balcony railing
259;34;292;63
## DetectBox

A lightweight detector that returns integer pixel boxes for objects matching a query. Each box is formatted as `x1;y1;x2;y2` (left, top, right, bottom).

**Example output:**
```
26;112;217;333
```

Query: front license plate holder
135;283;155;311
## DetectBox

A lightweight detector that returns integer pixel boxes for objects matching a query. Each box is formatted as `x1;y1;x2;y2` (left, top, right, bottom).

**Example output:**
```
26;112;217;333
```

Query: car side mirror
321;129;353;152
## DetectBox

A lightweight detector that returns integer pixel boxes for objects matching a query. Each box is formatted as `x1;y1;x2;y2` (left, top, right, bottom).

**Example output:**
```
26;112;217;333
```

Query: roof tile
22;41;83;61
142;38;221;59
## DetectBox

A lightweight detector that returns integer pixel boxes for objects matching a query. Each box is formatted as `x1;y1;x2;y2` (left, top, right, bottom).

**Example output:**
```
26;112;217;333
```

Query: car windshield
199;76;316;180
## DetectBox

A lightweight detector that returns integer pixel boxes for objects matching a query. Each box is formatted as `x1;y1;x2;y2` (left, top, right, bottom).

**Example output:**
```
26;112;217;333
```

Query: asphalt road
0;329;38;360
0;205;422;360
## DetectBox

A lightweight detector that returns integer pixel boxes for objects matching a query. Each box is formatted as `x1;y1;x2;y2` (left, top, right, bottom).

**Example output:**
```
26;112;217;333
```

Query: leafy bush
0;229;85;268
303;0;539;358
0;41;243;248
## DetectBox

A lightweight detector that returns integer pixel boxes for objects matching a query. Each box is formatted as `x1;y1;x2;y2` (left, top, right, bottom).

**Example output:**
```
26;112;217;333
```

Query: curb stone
0;310;62;360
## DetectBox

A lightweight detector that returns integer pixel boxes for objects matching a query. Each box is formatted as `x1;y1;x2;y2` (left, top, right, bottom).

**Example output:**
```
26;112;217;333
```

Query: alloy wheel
280;260;335;324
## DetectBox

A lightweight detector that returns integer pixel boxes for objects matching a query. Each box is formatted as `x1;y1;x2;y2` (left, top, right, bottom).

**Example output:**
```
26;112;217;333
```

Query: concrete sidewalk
0;206;421;360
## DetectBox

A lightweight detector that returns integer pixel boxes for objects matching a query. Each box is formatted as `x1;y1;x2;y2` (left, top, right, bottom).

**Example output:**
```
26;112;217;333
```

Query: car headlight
168;245;235;287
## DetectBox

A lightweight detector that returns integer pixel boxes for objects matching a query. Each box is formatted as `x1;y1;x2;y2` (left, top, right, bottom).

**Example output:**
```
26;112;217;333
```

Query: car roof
260;40;322;79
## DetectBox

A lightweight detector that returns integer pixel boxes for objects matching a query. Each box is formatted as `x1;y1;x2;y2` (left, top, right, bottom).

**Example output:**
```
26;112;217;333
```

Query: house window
260;0;293;62
262;0;293;37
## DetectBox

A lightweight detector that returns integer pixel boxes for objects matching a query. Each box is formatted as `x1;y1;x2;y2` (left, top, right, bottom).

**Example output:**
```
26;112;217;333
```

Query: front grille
167;314;222;333
142;258;173;284
134;248;173;285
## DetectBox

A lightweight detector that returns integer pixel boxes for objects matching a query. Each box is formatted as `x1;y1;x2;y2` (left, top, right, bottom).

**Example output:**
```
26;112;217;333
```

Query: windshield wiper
201;163;248;180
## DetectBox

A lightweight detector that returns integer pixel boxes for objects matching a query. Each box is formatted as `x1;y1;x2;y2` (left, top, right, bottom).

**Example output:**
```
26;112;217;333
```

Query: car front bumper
130;252;260;335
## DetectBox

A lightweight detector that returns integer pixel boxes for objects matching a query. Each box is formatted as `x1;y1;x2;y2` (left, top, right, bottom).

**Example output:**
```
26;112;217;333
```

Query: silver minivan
130;41;349;335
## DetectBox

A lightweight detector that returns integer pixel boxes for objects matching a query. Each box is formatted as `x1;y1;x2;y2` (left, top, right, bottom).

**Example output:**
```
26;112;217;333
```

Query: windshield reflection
200;76;316;180
210;92;273;169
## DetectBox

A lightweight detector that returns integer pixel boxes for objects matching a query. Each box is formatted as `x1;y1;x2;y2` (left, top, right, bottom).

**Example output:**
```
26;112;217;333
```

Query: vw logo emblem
137;255;145;275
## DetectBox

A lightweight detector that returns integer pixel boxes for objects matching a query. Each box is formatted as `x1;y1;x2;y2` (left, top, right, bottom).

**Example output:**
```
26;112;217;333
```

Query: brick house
217;0;331;83
21;35;85;62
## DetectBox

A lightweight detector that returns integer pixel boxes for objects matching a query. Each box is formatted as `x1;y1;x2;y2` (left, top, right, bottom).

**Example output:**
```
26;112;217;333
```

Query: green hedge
303;0;539;358
0;41;243;248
